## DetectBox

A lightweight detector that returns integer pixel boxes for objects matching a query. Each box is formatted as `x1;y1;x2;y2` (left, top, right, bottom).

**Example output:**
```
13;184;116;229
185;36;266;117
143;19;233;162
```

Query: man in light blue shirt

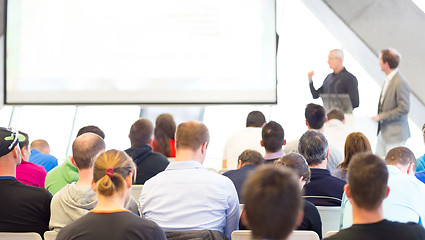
340;147;425;228
140;121;239;239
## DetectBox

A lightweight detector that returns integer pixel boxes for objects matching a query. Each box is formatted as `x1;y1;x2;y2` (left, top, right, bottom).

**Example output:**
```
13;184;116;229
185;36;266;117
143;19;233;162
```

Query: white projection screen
5;0;277;104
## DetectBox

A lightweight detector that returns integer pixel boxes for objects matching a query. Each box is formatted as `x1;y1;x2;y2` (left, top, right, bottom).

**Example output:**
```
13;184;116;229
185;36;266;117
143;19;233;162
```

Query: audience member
416;124;425;172
16;131;47;187
243;165;303;240
125;118;169;184
323;108;350;153
222;110;266;170
332;132;371;180
276;153;322;239
45;125;105;195
298;130;345;206
57;150;166;240
0;127;52;237
284;103;343;172
341;147;425;228
261;121;286;163
222;149;265;203
140;121;239;239
153;113;176;157
29;139;58;172
326;152;425;240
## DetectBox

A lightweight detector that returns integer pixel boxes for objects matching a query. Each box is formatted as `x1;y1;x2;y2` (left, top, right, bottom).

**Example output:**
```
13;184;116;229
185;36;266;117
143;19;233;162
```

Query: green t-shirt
45;157;79;195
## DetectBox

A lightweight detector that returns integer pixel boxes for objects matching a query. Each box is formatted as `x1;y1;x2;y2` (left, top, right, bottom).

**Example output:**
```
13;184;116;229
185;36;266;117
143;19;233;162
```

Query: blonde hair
93;149;136;196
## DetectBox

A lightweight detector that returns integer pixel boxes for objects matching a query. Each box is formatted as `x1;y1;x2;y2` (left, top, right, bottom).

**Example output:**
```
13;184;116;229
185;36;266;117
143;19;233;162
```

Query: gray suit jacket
378;71;411;143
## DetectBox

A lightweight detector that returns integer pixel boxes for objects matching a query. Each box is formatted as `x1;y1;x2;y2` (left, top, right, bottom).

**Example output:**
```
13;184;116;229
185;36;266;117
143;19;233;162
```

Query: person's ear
260;140;264;147
326;149;330;159
148;138;153;146
344;184;351;199
407;163;416;175
296;209;304;227
305;119;309;128
70;157;78;168
91;179;97;192
384;186;390;199
201;142;208;155
325;116;328;122
283;139;286;146
125;173;133;189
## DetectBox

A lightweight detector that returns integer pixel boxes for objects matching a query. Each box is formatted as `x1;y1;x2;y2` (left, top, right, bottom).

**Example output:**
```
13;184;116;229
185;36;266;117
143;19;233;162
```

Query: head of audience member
77;125;105;139
92;149;136;207
243;165;303;240
346;152;389;213
72;133;106;171
298;130;329;168
128;118;153;148
154;113;176;157
30;139;50;154
337;132;371;174
175;121;209;163
328;49;344;73
305;103;326;130
0;128;24;173
237;150;265;169
276;153;311;189
379;48;401;74
327;108;345;123
18;131;30;162
385;146;416;175
246;111;266;128
261;121;286;153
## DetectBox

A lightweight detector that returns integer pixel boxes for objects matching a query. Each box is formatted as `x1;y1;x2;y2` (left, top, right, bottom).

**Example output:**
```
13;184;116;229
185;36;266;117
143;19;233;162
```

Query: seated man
341;147;425;228
322;108;350;154
326;152;425;240
125;118;169;184
243;165;303;240
223;149;265;203
298;130;345;206
29;139;58;172
261;121;286;163
140;121;239;239
0;127;52;237
16;131;47;188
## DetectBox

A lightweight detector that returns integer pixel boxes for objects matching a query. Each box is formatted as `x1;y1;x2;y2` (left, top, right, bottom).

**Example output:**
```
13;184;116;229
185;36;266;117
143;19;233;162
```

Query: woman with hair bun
153;113;176;157
57;149;166;240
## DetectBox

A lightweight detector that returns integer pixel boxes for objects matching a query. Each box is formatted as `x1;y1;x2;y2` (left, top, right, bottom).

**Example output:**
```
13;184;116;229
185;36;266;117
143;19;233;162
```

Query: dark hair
93;149;136;197
337;132;371;177
276;153;311;184
153;113;176;157
238;150;265;166
246;111;266;127
348;152;388;210
129;118;153;147
327;109;345;121
72;133;106;169
243;165;302;240
175;121;209;151
77;125;105;139
381;49;400;69
305;104;326;129
18;131;29;149
385;146;416;169
262;121;285;152
298;130;328;166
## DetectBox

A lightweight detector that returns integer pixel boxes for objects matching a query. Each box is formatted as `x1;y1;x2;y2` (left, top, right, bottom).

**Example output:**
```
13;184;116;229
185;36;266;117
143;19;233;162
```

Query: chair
131;184;143;203
0;232;42;240
324;231;338;238
44;231;58;240
316;206;341;236
231;230;320;240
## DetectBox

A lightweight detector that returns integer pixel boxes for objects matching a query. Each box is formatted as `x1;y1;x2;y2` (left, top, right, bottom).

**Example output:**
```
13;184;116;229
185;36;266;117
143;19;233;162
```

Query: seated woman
57;150;166;240
153;113;176;157
276;153;323;239
332;132;371;180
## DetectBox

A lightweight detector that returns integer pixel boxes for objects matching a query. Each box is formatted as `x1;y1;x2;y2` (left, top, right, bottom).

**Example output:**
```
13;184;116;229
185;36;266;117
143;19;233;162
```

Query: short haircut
298;130;328;166
330;49;344;60
338;132;372;171
348;152;388;210
246;111;266;127
381;49;401;69
30;139;50;152
243;165;302;240
385;146;416;168
175;121;209;151
327;108;345;121
238;150;265;166
18;131;29;149
72;133;106;169
128;118;153;147
276;153;311;184
77;125;105;139
262;121;285;152
305;103;326;129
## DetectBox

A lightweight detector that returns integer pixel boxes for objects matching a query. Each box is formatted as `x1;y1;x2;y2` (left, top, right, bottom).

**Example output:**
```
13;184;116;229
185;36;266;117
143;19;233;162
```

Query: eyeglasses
4;128;20;150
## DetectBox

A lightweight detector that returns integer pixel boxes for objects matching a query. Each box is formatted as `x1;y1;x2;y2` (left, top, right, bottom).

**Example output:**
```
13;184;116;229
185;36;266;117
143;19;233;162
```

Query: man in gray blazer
372;49;410;157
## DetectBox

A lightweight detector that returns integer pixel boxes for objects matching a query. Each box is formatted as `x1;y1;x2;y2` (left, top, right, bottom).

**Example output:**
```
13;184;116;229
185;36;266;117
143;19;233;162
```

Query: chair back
231;230;320;240
44;231;58;240
324;230;338;238
131;184;144;203
0;232;42;240
316;206;341;236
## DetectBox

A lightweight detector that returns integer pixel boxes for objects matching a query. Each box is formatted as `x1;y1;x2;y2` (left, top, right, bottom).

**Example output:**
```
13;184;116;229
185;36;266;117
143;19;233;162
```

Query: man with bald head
140;121;239;239
29;139;58;172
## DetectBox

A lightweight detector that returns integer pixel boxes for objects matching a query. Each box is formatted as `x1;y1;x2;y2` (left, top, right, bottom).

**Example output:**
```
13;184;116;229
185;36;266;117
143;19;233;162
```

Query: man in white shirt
323;108;350;154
